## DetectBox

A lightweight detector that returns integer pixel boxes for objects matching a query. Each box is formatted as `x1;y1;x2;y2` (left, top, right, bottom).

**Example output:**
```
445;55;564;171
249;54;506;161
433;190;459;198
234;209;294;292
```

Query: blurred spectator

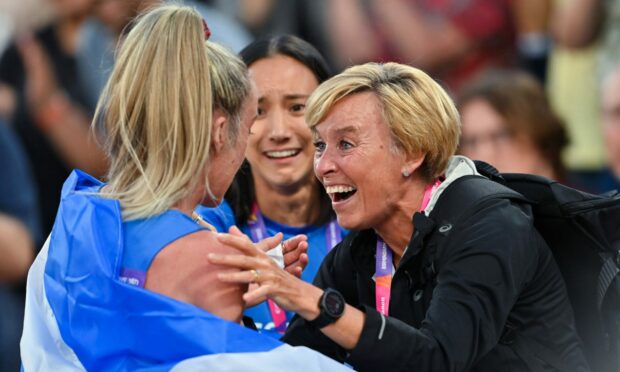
76;0;252;110
458;70;569;181
0;117;40;372
510;0;552;83
325;0;515;93
547;0;606;184
210;0;334;67
599;64;620;191
0;0;108;237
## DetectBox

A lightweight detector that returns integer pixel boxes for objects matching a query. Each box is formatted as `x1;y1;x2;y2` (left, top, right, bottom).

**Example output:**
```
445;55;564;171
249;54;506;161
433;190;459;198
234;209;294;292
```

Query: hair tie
202;19;211;40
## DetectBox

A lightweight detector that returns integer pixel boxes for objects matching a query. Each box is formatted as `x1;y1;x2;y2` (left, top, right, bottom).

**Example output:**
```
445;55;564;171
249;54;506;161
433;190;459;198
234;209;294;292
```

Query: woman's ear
401;152;426;178
211;109;228;154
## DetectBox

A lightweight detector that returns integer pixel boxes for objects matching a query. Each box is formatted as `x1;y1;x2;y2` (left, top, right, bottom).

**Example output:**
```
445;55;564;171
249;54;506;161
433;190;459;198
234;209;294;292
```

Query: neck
374;177;428;266
253;176;322;227
173;196;200;217
173;179;204;217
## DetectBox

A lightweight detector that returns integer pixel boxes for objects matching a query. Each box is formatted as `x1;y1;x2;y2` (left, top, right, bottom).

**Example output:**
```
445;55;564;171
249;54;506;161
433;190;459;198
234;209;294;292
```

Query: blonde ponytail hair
95;5;212;220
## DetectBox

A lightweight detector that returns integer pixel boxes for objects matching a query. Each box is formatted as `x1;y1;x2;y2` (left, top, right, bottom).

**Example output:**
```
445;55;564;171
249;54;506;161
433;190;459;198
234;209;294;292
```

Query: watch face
324;290;345;317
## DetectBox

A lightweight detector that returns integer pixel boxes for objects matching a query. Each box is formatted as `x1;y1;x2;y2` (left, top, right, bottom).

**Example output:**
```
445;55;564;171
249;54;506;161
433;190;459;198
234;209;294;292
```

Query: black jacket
283;178;589;371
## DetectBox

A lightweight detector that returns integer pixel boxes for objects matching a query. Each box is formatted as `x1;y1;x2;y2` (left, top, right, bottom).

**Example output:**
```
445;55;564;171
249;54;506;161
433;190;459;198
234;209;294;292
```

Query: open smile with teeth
325;185;358;202
265;149;301;159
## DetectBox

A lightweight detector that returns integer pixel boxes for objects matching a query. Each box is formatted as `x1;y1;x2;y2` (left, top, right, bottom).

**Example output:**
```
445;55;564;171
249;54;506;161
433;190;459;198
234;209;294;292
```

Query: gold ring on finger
251;269;260;283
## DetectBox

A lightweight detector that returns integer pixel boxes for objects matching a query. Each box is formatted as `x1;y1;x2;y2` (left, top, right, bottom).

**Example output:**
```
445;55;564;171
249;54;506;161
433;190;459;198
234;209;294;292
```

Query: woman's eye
290;104;305;113
340;140;353;150
257;107;265;118
313;141;326;152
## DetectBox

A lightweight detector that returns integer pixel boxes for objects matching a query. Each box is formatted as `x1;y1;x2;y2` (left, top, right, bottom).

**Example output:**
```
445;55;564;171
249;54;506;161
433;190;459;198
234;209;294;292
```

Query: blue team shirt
196;201;347;338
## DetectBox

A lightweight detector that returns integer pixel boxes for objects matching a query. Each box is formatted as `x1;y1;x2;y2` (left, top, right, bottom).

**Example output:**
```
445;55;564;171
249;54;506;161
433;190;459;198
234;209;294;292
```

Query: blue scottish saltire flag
20;171;349;371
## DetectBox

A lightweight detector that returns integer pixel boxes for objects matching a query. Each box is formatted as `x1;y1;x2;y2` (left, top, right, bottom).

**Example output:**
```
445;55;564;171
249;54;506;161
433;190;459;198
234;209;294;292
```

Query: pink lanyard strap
248;203;341;333
375;180;441;316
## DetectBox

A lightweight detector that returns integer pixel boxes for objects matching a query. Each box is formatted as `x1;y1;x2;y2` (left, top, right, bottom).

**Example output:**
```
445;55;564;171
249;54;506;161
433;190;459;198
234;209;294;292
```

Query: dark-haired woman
197;35;346;338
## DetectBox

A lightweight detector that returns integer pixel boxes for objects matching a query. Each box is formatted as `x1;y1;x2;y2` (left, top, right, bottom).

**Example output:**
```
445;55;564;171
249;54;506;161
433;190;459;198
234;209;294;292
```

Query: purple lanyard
375;180;441;316
248;203;342;332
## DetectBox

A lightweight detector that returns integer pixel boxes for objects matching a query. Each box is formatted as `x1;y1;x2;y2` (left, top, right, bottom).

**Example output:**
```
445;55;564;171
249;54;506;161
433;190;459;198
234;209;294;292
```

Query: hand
16;35;61;112
282;235;308;278
227;226;308;278
208;233;316;315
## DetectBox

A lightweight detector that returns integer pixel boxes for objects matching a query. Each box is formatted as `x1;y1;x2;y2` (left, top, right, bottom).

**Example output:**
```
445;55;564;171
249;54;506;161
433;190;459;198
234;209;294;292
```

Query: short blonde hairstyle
306;62;460;179
95;5;212;220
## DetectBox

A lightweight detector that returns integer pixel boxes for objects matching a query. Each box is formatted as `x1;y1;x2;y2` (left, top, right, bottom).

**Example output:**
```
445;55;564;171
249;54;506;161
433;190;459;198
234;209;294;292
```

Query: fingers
208;252;266;270
284;252;309;278
217;231;282;256
243;283;276;305
283;240;308;267
228;225;246;238
256;232;282;253
216;233;259;255
282;234;308;254
217;269;260;284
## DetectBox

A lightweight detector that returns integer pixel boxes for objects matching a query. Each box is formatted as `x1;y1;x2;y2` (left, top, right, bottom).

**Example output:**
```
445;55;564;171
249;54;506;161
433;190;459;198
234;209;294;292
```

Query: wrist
305;287;346;329
297;284;323;321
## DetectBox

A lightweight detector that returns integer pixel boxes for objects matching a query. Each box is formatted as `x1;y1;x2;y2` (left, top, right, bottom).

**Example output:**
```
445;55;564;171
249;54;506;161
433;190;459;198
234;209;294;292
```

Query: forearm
0;213;34;282
294;282;365;350
35;92;108;177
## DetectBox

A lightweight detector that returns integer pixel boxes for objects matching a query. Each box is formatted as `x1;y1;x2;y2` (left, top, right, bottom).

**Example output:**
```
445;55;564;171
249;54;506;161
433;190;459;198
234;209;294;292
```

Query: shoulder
151;229;232;268
146;229;245;320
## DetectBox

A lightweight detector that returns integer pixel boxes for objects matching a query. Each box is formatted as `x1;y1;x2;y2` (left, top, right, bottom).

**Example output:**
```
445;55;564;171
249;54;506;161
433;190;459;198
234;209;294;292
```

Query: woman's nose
266;109;290;142
314;147;336;178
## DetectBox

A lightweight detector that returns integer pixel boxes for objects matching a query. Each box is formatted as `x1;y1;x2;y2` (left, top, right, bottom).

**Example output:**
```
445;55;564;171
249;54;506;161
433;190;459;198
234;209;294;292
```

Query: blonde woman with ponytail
20;5;333;371
94;4;256;323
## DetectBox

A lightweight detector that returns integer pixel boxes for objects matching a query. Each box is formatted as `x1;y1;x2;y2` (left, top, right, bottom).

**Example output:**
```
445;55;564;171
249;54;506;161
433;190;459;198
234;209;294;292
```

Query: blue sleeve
195;200;236;233
0;120;41;243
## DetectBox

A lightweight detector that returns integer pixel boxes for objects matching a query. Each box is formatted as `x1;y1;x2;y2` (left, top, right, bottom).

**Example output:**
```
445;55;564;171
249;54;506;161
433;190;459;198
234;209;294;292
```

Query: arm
145;230;272;323
346;200;538;370
212;200;538;370
211;232;364;347
368;0;472;71
551;0;604;48
0;213;34;282
17;36;108;177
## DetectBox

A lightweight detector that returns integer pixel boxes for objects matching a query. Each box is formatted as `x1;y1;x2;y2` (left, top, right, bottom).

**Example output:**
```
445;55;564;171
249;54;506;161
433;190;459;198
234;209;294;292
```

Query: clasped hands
208;226;313;312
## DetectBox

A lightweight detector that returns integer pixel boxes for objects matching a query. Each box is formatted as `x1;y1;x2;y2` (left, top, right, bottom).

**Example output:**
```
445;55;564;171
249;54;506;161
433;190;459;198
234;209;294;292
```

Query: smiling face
313;92;411;230
246;54;319;193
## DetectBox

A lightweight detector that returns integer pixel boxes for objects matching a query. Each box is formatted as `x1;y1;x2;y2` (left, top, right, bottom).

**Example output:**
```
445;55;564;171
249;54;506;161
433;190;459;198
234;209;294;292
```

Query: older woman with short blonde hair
210;62;589;371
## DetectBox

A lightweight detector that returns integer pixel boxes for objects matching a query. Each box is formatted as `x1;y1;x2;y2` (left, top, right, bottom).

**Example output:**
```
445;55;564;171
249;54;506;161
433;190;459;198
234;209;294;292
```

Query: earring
402;170;410;177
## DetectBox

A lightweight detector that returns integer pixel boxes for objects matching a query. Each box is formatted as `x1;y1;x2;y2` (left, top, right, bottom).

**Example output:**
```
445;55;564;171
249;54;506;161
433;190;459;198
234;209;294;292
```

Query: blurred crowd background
1;0;619;370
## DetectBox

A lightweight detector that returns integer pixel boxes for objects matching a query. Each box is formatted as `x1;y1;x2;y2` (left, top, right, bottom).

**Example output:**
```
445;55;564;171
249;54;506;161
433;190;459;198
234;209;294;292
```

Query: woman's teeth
266;149;298;158
325;185;356;194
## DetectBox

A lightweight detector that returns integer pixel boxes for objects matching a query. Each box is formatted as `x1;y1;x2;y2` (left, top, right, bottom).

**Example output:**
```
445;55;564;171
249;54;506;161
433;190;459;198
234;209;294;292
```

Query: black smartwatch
306;288;346;329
